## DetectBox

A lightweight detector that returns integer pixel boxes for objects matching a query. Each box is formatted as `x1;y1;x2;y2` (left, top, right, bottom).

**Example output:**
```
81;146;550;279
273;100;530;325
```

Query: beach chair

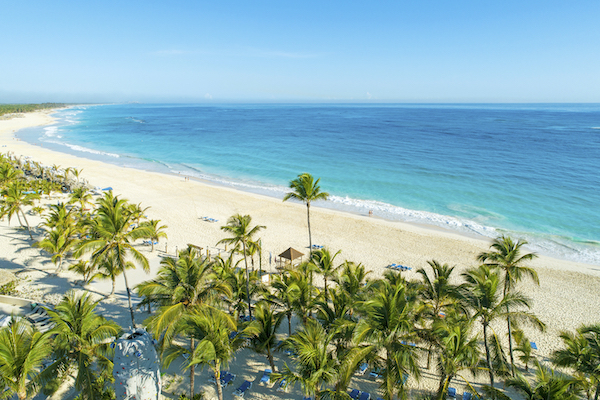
303;397;312;400
233;380;252;397
357;363;368;375
369;367;383;379
349;389;360;400
462;393;472;400
359;392;370;400
259;369;272;385
276;379;287;392
530;342;538;350
208;370;228;384
229;331;238;340
221;372;236;387
448;387;456;398
233;381;252;397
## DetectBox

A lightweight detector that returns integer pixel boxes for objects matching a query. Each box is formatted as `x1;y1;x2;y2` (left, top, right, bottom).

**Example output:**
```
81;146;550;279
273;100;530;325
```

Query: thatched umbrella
278;247;304;269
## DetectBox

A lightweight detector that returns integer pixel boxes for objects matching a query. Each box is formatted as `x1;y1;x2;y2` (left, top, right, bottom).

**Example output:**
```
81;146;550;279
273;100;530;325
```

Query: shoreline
1;109;599;276
16;107;598;267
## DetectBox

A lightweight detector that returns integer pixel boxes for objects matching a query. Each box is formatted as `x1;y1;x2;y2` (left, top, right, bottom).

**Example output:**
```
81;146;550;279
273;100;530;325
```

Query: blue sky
1;1;599;103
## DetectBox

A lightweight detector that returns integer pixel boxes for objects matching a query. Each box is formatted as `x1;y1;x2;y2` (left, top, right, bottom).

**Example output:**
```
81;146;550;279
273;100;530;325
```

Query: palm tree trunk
483;322;495;395
151;241;155;252
267;345;276;372
190;337;195;398
242;241;252;318
111;278;116;296
324;276;328;301
215;366;224;400
307;203;312;253
288;312;292;336
20;210;33;240
436;375;449;400
122;269;136;328
507;310;515;376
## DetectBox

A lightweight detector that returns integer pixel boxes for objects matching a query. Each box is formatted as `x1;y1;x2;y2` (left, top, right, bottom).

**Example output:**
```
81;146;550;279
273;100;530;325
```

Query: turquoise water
17;103;600;264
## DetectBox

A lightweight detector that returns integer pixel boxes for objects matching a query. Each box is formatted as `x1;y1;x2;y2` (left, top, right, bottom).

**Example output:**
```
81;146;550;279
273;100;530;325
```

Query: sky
1;1;599;103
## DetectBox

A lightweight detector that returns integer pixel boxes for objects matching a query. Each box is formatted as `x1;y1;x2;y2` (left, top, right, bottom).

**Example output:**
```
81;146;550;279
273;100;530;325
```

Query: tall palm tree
275;318;339;400
415;260;463;369
45;292;121;399
334;261;371;316
163;306;256;400
354;278;421;400
69;186;93;213
75;191;152;327
0;320;53;400
552;324;600;400
311;248;341;301
283;173;329;253
432;316;481;400
250;301;285;372
0;181;39;240
140;219;168;252
140;246;231;398
218;214;265;318
270;271;299;336
461;265;545;393
478;235;539;375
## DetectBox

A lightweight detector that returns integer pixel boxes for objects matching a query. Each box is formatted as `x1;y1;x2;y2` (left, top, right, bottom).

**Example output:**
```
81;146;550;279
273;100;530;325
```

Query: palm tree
461;265;545;393
354;278;421;400
45;292;121;399
75;191;152;327
275;318;339;400
432;316;481;400
552;324;600;400
250;301;285;372
0;181;39;240
218;214;265;318
140;219;168;252
69;186;93;212
486;360;581;400
283;173;329;253
334;261;370;316
270;271;299;336
416;260;463;369
478;235;539;375
140;246;231;398
163;306;256;400
0;320;53;400
34;224;79;273
311;248;341;301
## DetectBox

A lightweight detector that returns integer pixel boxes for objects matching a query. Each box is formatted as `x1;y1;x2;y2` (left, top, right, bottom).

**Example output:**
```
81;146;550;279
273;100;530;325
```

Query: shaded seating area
277;247;304;269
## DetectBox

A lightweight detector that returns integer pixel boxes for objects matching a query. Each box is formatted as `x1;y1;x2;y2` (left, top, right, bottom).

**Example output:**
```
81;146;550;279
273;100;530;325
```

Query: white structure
113;328;162;400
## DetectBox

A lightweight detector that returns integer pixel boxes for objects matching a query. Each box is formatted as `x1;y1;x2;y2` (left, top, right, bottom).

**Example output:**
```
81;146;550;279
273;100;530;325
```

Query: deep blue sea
17;103;600;264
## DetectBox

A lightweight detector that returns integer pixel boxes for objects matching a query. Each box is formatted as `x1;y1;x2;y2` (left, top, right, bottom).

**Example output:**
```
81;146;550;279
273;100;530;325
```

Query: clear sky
2;1;599;103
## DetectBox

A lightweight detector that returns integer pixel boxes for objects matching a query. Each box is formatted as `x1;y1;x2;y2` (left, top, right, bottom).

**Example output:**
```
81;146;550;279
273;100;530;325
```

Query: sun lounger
369;367;384;379
229;331;238;340
359;392;370;400
349;389;360;400
357;363;368;375
303;397;312;400
260;369;272;385
448;387;456;398
208;370;228;384
221;372;236;387
276;379;287;392
233;380;252;397
530;342;538;350
462;393;472;400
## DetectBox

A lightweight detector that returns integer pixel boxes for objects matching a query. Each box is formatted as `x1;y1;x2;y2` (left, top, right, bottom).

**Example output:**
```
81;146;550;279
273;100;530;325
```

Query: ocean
16;103;600;265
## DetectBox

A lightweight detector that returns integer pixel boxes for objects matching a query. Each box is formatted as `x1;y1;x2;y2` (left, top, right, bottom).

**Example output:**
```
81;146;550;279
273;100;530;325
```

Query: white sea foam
43;126;59;137
43;140;120;158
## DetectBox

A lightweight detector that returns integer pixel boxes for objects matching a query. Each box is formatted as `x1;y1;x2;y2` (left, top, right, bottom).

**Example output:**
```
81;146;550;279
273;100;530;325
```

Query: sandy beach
1;110;599;399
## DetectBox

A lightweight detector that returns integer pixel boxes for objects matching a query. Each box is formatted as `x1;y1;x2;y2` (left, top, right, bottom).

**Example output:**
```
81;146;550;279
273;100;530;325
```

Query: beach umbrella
278;247;304;269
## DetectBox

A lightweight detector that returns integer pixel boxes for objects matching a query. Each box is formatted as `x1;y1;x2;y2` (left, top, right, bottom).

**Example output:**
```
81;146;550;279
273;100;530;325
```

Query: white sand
1;110;599;399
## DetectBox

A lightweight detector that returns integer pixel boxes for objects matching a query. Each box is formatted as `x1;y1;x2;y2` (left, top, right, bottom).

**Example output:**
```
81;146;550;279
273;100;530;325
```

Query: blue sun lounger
359;392;371;400
463;393;472;400
260;369;272;384
221;372;236;387
349;389;360;400
357;363;368;375
233;380;252;397
448;387;456;398
276;379;287;392
530;342;538;350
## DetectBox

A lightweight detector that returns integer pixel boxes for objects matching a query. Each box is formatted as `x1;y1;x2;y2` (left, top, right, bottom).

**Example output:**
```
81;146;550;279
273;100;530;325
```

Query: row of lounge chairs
201;216;218;223
142;240;158;246
387;263;412;271
448;387;479;399
349;389;372;400
311;244;324;249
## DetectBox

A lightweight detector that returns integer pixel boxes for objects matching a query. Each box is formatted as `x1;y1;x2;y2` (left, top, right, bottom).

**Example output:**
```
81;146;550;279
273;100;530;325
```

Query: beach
1;110;599;398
